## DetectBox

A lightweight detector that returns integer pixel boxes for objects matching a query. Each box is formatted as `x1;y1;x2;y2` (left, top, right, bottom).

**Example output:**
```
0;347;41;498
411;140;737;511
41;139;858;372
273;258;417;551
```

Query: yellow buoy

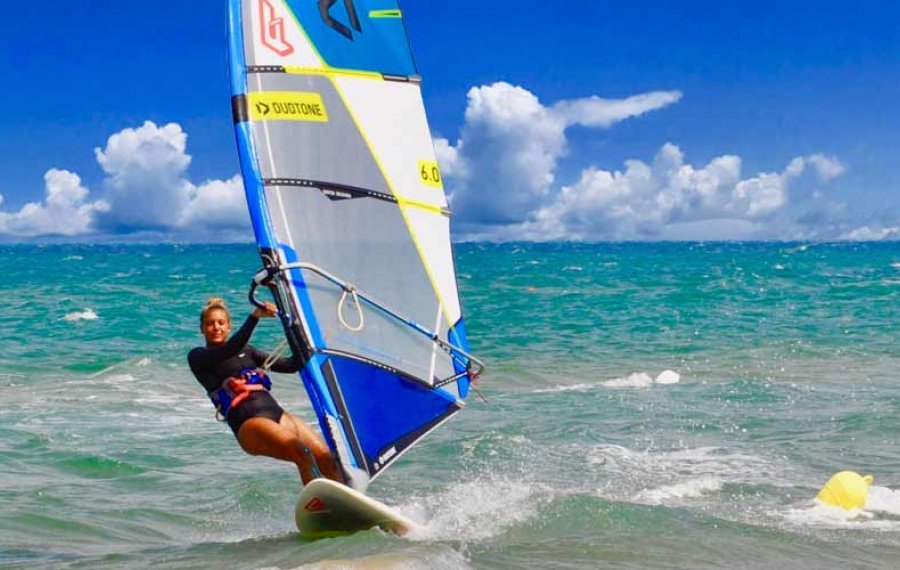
816;471;874;510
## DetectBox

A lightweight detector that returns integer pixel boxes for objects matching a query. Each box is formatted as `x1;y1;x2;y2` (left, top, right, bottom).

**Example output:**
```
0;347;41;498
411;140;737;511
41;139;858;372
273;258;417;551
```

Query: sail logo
259;0;295;56
319;0;362;40
248;92;330;123
376;446;397;468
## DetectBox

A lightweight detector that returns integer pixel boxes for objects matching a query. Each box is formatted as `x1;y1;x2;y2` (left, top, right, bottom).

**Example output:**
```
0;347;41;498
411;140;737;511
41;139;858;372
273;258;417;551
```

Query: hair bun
200;297;231;325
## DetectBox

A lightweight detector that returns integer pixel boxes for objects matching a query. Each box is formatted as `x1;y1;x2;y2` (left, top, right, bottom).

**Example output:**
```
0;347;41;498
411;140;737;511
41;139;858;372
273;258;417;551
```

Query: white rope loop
338;286;365;332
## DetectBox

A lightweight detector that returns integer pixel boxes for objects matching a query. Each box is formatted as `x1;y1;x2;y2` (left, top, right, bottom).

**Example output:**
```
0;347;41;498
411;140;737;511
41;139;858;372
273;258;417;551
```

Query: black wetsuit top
188;315;299;435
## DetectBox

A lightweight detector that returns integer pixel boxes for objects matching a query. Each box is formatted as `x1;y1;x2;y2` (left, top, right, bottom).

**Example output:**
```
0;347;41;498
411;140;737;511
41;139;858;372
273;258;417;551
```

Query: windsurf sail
227;0;483;492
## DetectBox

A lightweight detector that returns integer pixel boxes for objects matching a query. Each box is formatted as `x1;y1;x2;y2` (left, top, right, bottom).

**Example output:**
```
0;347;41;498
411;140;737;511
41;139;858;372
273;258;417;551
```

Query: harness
209;368;272;421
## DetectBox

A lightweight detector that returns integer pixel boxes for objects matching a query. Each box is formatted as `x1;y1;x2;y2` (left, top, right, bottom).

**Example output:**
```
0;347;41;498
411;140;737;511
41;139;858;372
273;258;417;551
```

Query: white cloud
0;169;109;237
522;144;792;240
437;83;865;241
0;121;249;239
438;82;681;227
807;154;845;181
95;121;192;230
553;91;683;128
95;121;249;233
178;175;248;230
522;144;833;240
841;225;900;241
433;137;464;179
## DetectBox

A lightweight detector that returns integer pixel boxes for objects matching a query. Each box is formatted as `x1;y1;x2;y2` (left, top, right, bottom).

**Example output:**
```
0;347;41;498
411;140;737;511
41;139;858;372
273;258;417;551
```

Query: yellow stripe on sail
283;66;383;81
398;198;450;217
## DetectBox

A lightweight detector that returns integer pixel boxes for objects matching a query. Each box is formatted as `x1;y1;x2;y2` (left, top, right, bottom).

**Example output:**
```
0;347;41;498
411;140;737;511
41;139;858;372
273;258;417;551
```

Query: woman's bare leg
280;412;342;482
236;417;319;484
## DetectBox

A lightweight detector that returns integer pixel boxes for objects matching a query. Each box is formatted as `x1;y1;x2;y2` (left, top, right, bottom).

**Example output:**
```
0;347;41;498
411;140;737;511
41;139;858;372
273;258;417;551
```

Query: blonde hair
200;297;231;325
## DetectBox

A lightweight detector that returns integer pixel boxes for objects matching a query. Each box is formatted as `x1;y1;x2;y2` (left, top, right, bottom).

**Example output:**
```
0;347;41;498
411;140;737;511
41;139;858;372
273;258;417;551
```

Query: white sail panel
334;76;449;209
400;206;463;325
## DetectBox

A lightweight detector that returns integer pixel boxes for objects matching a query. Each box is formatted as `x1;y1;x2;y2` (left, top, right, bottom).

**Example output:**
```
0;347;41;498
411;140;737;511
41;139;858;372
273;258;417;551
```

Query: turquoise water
1;242;899;569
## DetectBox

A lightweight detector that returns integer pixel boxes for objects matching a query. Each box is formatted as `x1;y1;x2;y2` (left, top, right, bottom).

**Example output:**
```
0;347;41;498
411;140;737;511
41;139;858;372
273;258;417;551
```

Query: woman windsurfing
188;297;341;485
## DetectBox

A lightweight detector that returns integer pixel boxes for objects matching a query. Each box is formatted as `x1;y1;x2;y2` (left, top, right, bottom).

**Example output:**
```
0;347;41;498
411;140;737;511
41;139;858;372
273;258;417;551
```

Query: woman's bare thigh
279;412;326;448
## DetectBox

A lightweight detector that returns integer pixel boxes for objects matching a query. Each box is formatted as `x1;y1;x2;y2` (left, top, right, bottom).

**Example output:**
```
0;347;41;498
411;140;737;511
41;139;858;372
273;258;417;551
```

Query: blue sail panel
284;0;417;76
322;355;461;476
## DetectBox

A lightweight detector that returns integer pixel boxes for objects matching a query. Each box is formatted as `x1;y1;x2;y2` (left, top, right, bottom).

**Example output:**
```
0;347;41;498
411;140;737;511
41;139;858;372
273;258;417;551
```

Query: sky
0;0;898;242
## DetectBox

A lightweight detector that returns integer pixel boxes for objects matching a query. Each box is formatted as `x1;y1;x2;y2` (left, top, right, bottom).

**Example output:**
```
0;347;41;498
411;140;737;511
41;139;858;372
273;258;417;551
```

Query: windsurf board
295;478;421;538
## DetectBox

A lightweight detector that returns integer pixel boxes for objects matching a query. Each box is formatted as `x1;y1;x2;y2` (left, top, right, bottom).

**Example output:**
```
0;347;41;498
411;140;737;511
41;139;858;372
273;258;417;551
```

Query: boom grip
248;267;277;311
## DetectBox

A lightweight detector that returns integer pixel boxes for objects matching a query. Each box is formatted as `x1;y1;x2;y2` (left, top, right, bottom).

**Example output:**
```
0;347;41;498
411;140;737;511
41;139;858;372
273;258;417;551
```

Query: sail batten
229;0;479;491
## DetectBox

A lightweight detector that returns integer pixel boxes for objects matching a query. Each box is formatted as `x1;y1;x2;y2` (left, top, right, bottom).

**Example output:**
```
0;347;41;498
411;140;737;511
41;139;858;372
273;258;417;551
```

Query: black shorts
225;391;284;436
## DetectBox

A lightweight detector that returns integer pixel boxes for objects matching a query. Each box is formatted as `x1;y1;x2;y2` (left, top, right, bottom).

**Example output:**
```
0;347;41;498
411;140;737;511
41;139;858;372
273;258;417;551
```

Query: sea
1;242;898;570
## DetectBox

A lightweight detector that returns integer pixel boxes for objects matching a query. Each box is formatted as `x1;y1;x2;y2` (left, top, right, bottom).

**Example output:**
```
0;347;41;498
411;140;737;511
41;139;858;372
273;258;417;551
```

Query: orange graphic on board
304;497;326;512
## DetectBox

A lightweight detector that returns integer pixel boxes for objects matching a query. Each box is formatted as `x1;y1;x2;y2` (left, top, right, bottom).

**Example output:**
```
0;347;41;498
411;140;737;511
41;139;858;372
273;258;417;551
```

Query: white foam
89;358;149;379
275;547;472;570
532;382;598;394
62;309;98;322
404;477;544;542
591;445;772;476
536;370;681;393
757;485;900;531
635;476;723;504
778;501;892;530
107;373;136;383
591;445;778;505
63;255;83;261
867;485;900;516
655;370;681;385
602;372;654;388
